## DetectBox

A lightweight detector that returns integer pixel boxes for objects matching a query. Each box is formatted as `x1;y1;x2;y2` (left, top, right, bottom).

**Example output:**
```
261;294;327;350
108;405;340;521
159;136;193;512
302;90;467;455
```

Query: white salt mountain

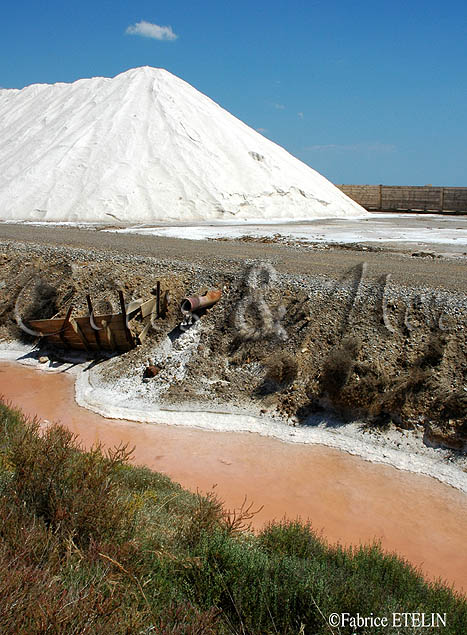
0;67;366;223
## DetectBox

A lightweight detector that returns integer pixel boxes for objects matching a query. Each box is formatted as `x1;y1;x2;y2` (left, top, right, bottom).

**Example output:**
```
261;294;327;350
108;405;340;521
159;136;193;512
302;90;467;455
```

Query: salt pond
1;360;466;592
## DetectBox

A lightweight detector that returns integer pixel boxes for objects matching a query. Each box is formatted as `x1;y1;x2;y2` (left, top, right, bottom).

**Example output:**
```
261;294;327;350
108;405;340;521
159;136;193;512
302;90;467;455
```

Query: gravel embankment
1;227;466;454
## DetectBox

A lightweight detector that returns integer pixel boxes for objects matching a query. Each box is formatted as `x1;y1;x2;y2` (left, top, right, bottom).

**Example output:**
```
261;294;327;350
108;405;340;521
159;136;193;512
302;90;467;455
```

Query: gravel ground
1;220;467;291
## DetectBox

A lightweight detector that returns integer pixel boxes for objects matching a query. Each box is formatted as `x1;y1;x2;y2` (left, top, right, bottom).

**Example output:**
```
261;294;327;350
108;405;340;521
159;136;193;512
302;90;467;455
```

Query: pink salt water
1;362;466;593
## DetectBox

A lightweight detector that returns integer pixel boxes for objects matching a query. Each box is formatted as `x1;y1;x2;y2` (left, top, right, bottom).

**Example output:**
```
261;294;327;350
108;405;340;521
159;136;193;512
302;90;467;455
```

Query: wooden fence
337;185;467;213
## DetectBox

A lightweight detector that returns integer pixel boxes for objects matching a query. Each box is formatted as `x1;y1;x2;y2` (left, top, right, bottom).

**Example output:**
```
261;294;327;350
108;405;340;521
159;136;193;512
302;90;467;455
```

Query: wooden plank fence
337;185;467;213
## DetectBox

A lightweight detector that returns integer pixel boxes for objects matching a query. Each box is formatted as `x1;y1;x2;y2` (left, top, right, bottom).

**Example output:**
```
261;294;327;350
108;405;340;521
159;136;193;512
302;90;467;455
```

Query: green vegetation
0;398;465;634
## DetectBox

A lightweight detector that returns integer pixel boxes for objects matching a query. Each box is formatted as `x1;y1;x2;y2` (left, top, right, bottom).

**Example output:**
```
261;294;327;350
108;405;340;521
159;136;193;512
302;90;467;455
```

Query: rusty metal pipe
181;289;222;312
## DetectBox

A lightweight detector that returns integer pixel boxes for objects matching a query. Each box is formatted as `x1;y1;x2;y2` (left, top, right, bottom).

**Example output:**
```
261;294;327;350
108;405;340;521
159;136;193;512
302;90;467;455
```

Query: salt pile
0;66;366;223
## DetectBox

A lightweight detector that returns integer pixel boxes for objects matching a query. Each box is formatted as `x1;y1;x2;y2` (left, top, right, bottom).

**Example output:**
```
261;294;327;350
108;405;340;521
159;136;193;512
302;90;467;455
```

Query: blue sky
1;0;466;185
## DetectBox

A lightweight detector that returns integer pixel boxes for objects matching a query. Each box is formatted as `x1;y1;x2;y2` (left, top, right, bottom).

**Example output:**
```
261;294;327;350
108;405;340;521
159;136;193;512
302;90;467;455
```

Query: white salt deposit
0;66;366;223
103;214;467;247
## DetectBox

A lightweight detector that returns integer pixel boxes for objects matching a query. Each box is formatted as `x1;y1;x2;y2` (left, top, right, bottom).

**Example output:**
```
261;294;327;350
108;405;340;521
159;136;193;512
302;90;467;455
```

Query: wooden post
440;187;444;212
86;294;102;351
118;290;134;349
156;281;161;318
379;184;383;210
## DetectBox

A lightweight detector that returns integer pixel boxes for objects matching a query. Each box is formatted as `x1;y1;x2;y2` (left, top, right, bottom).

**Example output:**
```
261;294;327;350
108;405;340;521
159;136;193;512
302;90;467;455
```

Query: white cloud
273;103;285;110
126;21;178;41
305;142;396;153
297;112;304;119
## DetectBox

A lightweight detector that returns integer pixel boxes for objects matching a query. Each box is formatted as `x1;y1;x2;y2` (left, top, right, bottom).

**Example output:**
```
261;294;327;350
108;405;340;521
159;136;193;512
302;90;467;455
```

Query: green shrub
0;398;466;634
8;418;134;547
258;519;327;560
